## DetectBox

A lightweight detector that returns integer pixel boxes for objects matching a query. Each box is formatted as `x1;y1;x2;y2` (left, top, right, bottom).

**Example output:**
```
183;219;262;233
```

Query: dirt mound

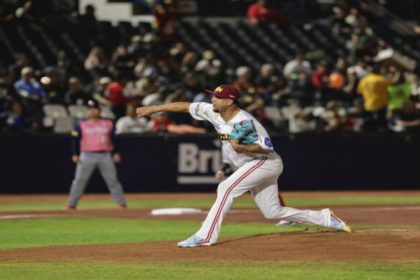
1;192;420;262
1;229;420;262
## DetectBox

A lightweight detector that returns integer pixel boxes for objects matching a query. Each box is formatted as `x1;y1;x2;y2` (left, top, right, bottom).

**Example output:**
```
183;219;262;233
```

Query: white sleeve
255;135;274;151
253;123;274;151
189;102;217;122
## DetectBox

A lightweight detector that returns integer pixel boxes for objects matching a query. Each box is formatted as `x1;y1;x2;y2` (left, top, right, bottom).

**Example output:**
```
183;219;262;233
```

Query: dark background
1;133;419;193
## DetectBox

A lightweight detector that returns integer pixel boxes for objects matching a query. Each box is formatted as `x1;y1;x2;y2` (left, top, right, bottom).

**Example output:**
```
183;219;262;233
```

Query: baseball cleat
329;210;352;233
65;205;76;211
177;235;212;248
118;204;127;209
276;220;296;227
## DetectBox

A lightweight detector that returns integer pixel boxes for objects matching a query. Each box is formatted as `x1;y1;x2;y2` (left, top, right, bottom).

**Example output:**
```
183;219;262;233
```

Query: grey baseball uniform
67;117;126;208
68;152;126;206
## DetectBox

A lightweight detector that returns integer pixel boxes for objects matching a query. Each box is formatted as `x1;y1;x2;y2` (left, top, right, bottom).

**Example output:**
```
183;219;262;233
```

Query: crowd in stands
1;0;420;135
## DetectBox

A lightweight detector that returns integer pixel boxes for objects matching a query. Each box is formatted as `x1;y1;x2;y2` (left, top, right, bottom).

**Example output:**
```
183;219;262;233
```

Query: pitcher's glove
229;120;258;144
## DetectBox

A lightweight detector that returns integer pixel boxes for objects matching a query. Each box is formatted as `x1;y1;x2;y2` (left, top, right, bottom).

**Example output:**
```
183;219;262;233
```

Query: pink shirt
80;119;114;152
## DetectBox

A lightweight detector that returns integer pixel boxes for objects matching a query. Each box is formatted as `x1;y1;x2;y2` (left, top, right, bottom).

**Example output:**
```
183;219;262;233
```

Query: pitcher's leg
252;183;330;227
98;153;127;206
67;154;97;207
195;179;248;243
195;158;268;244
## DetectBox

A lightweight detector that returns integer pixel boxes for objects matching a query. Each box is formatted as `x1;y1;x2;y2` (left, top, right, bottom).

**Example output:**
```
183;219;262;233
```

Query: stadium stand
0;0;419;134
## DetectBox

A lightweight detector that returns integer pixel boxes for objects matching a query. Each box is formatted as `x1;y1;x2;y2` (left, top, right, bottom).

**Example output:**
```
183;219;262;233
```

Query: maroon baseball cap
205;85;239;100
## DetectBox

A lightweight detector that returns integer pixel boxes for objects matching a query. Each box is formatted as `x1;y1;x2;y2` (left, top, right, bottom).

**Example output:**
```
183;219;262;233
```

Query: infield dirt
1;192;420;262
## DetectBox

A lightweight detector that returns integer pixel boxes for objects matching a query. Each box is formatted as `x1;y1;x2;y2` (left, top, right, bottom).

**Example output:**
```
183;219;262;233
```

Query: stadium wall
1;134;419;193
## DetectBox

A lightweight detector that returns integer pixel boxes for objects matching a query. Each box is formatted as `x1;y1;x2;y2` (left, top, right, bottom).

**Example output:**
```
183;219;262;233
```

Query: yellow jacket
357;73;390;112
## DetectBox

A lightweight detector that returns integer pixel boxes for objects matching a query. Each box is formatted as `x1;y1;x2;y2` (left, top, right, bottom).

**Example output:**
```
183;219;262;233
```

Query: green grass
1;261;419;280
0;217;304;250
1;195;420;212
1;194;420;280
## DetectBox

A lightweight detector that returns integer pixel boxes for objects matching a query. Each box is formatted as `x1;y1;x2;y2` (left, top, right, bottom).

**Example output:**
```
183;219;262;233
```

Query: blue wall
1;133;419;193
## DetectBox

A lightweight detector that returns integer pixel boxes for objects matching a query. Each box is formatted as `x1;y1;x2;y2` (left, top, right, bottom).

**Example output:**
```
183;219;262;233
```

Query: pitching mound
1;229;420;262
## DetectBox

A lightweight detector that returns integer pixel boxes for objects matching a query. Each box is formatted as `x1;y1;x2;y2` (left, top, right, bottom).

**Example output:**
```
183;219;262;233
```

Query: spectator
41;69;66;105
287;73;312;106
127;35;145;57
152;0;178;42
78;4;96;23
111;45;136;80
320;101;344;133
269;77;289;107
115;103;150;134
134;68;159;97
357;65;390;131
134;59;159;81
234;66;256;95
326;58;348;101
183;72;201;99
105;72;129;119
65;77;91;105
283;52;312;79
3;2;420;137
328;57;348;91
149;111;206;134
149;112;172;133
331;6;352;35
0;70;18;100
84;47;109;77
169;42;188;65
14;67;46;130
181;51;199;73
389;101;420;133
0;71;18;130
256;63;277;90
4;100;26;132
345;8;368;32
85;76;111;105
311;61;329;97
204;59;224;90
8;53;29;82
247;0;287;25
347;60;369;79
77;4;97;35
55;51;79;88
283;102;315;133
387;73;412;113
142;32;160;55
343;69;360;102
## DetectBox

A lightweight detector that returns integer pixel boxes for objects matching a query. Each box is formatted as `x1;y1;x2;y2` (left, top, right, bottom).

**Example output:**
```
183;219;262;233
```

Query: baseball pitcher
136;85;351;247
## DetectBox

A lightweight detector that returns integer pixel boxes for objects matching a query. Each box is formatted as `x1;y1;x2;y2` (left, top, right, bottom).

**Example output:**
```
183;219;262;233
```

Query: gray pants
68;152;126;207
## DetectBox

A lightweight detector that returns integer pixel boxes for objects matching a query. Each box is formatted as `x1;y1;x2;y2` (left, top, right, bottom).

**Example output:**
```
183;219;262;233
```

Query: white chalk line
0;214;60;220
1;206;420;220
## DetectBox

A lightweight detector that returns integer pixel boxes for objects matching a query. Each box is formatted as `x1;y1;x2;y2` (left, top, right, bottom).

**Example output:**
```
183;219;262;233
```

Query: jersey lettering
218;133;230;141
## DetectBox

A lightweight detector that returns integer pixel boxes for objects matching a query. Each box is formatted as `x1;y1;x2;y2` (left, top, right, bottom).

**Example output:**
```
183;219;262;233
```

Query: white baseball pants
195;156;331;244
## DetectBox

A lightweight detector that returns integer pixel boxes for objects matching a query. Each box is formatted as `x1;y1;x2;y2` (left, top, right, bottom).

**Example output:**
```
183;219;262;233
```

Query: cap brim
205;89;215;95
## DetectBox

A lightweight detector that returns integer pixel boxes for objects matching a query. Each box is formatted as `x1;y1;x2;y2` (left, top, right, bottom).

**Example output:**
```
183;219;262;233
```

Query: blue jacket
14;79;46;99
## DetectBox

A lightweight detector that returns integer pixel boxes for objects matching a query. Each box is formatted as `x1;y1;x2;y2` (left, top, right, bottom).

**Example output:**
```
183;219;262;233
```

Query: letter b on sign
178;143;198;173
